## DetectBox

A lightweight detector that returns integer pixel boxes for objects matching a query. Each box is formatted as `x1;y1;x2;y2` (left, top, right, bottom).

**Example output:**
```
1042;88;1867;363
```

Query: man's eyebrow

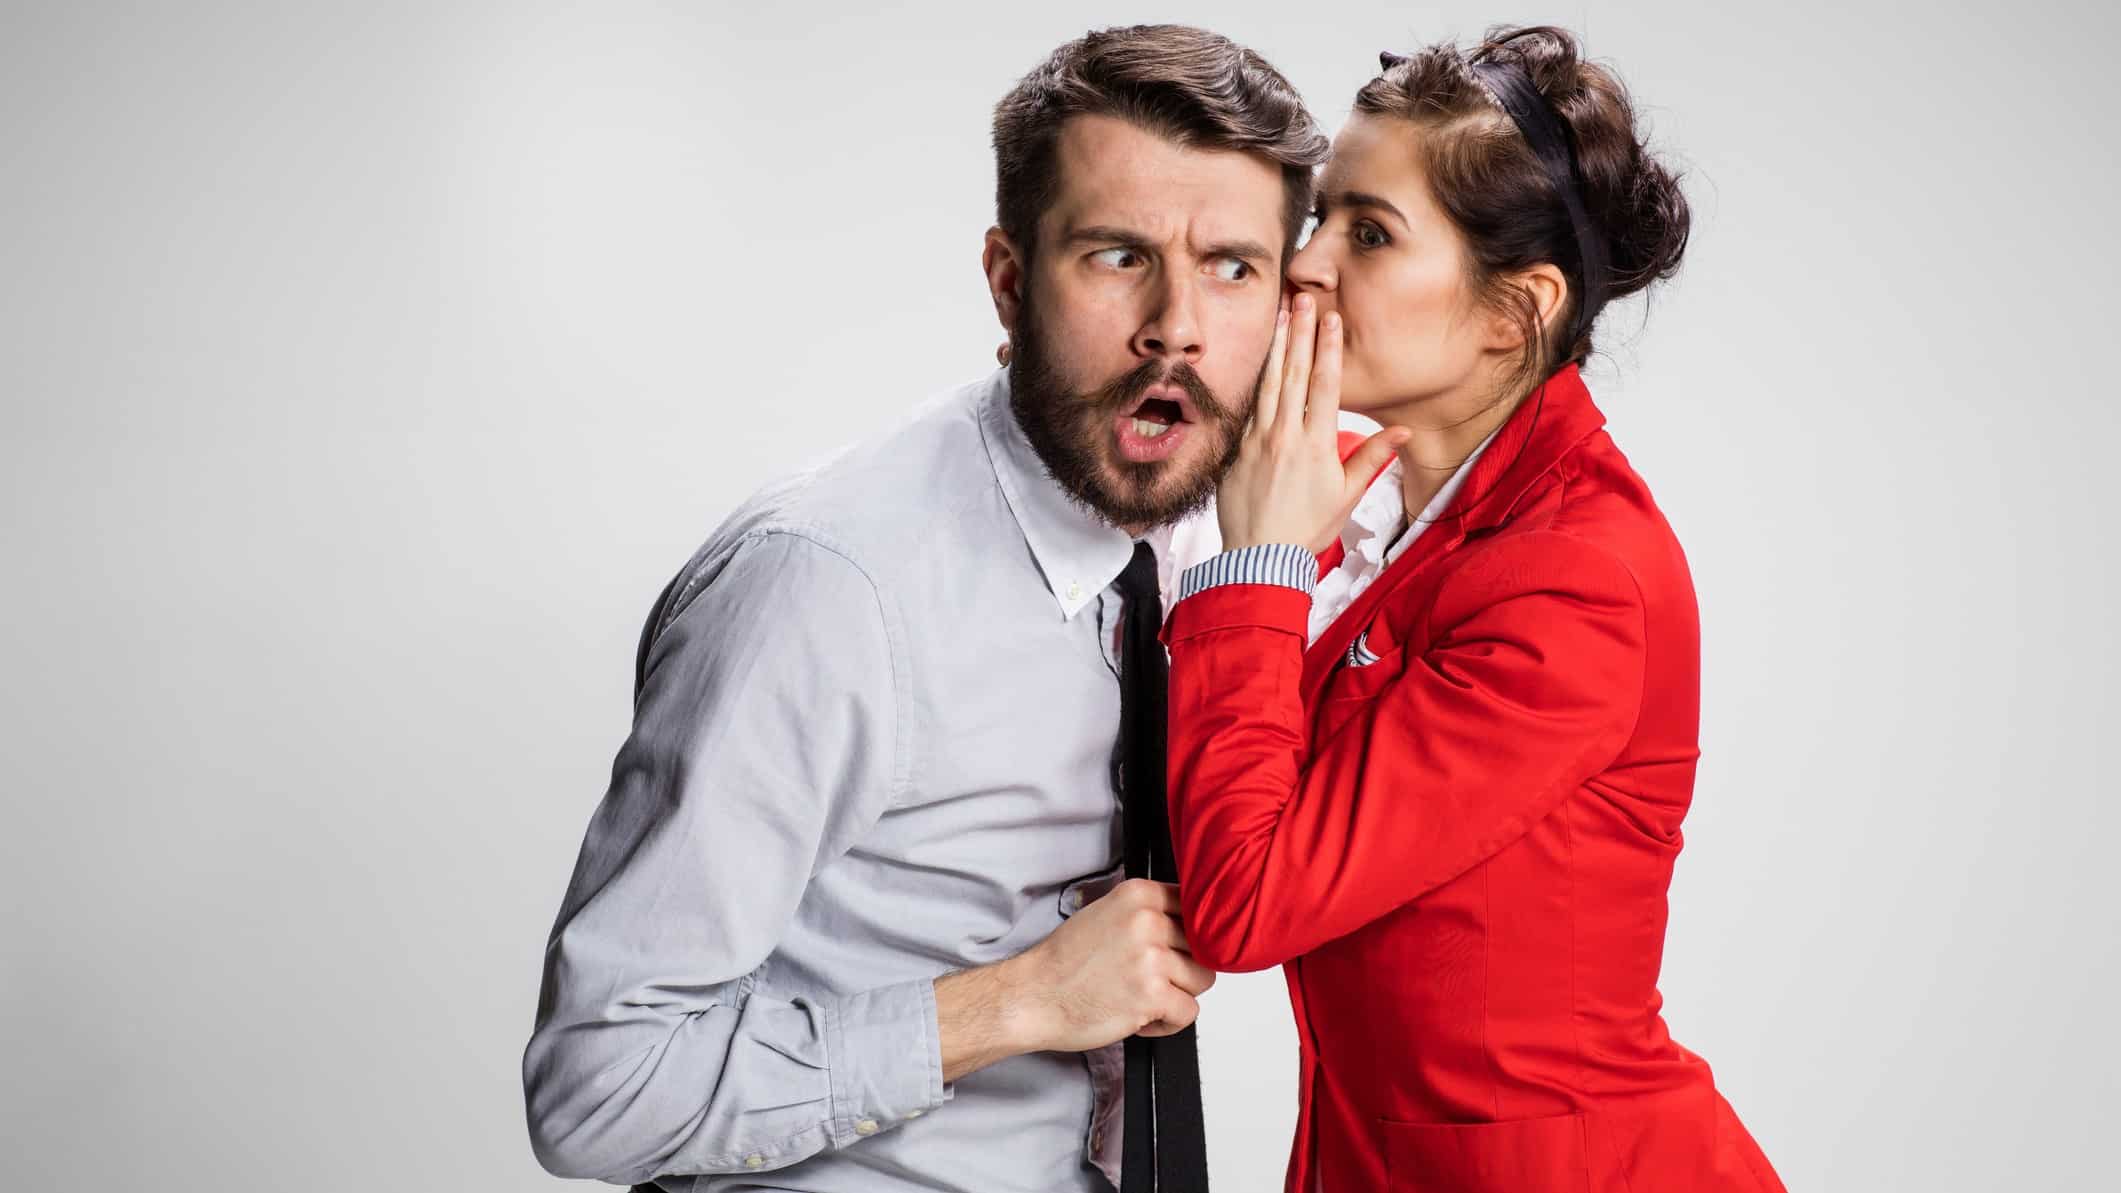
1203;238;1274;264
1331;189;1409;227
1062;225;1156;249
1063;225;1274;265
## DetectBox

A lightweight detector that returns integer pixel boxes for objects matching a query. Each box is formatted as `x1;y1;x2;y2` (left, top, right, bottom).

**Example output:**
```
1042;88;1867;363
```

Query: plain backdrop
3;1;2116;1189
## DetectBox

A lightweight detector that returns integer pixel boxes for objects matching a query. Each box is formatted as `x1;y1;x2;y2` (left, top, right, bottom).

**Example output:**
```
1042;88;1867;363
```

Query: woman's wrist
1175;542;1320;604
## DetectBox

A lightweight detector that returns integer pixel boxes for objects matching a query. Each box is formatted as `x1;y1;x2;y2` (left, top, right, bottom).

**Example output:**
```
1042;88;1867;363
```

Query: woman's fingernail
1295;293;1313;312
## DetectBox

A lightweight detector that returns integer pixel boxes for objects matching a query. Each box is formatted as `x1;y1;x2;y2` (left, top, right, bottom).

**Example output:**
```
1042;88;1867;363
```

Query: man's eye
1209;257;1252;282
1353;220;1389;250
1091;248;1143;269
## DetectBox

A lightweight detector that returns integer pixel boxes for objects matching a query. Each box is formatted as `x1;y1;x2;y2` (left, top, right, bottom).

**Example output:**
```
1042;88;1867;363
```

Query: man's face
1000;114;1288;530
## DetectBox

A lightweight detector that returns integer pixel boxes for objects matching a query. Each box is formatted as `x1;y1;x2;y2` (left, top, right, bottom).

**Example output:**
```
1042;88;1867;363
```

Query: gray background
3;1;2114;1189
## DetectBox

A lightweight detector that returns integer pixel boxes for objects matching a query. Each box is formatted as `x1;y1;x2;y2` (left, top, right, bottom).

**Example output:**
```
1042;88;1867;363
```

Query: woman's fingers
1305;311;1343;444
1340;426;1412;512
1251;299;1292;432
1277;294;1317;437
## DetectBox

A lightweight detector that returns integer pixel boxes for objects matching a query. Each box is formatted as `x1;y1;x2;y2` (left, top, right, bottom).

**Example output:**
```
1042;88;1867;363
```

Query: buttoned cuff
823;978;950;1148
1175;543;1320;604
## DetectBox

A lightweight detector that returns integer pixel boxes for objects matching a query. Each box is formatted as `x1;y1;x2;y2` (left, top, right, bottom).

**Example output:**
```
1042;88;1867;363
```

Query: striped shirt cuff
1175;542;1319;604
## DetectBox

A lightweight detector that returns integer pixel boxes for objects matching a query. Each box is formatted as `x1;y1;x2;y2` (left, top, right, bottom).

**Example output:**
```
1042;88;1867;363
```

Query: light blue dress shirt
525;371;1153;1192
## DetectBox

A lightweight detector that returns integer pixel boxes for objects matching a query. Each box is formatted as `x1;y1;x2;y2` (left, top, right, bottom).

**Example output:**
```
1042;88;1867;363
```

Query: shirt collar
1342;457;1410;567
977;370;1140;621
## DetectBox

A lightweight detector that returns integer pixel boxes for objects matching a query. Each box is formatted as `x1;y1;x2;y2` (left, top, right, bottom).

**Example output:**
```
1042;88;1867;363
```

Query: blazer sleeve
1161;530;1648;972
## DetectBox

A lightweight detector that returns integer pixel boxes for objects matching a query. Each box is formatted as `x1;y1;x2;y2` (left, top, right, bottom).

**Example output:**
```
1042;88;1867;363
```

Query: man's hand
934;880;1215;1083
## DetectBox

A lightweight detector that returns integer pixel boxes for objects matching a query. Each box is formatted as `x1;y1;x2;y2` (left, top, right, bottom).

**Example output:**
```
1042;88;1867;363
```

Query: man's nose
1132;273;1204;363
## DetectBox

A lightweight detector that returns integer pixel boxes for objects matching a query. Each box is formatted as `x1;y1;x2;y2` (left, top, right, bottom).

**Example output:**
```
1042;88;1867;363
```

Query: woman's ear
982;227;1028;338
1484;262;1569;352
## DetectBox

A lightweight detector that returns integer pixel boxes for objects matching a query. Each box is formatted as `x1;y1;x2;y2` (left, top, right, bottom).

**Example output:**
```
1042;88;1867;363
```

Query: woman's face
1288;113;1495;419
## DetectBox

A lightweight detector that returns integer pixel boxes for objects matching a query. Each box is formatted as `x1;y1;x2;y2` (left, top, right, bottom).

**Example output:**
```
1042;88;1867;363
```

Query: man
523;25;1325;1192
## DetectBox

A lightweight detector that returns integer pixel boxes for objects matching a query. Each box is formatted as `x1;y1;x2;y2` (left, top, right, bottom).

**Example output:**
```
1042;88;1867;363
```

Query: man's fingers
1168;954;1218;997
1138;989;1201;1037
1112;879;1182;913
1144;911;1190;952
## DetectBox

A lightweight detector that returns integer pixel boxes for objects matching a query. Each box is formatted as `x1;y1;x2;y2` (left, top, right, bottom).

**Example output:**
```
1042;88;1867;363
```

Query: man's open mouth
1120;388;1194;441
1112;386;1198;463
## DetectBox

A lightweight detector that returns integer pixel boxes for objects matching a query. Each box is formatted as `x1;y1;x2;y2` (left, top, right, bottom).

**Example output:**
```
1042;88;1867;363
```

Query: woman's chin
1335;389;1388;422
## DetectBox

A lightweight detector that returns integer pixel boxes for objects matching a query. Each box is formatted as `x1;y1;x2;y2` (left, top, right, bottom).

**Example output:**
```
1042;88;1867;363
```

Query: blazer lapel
1301;517;1460;704
1298;365;1610;706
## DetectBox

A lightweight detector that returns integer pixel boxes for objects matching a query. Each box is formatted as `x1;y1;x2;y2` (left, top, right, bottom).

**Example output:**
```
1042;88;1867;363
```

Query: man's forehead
1046;114;1285;245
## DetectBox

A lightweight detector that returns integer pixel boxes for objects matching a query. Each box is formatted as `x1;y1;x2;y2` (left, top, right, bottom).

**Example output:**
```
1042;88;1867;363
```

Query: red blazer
1163;366;1783;1193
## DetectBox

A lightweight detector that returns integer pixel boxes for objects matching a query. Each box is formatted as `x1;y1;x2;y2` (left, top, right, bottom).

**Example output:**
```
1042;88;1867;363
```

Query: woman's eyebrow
1329;189;1409;227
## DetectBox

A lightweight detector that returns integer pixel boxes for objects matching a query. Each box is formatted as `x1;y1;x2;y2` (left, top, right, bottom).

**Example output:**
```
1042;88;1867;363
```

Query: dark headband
1379;51;1608;354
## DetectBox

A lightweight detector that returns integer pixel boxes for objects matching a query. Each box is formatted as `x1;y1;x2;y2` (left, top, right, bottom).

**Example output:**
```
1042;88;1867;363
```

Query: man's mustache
1085;358;1236;424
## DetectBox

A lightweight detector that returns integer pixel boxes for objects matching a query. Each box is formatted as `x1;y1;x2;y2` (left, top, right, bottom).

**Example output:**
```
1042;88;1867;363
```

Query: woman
1161;27;1785;1193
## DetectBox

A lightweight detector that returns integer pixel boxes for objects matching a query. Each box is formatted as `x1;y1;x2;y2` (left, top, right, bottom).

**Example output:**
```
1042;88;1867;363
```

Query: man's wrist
935;953;1046;1082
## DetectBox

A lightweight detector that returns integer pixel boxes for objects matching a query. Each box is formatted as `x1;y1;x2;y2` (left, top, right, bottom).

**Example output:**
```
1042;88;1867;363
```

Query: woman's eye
1353;220;1389;250
1091;248;1143;269
1209;257;1252;282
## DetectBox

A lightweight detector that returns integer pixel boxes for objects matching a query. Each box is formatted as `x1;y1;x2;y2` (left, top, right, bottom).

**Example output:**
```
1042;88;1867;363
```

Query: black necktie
1114;542;1209;1193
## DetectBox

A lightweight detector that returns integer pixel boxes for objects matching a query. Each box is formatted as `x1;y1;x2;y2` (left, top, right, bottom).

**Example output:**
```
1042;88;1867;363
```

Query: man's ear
983;226;1029;338
1484;262;1569;352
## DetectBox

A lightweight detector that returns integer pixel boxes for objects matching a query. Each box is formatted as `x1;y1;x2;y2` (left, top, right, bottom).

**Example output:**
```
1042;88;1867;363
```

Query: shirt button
855;1118;880;1136
744;1154;765;1168
1067;580;1083;601
905;1109;923;1119
1092;1129;1106;1151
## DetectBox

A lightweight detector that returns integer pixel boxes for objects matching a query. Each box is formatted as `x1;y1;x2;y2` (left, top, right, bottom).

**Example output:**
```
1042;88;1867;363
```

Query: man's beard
1007;298;1256;530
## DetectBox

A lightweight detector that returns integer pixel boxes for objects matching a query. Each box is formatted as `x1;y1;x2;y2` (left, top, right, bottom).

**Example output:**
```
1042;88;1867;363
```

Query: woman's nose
1286;236;1336;296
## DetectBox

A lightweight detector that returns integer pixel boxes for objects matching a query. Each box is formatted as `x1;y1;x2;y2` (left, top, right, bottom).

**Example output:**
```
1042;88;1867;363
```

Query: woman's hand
1218;293;1410;554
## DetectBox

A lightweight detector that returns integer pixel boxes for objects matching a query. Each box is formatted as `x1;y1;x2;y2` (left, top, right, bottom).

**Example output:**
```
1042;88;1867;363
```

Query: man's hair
992;25;1329;263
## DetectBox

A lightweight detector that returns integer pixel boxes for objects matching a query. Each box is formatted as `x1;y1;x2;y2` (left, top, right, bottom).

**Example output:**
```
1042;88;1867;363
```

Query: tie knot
1116;541;1160;605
